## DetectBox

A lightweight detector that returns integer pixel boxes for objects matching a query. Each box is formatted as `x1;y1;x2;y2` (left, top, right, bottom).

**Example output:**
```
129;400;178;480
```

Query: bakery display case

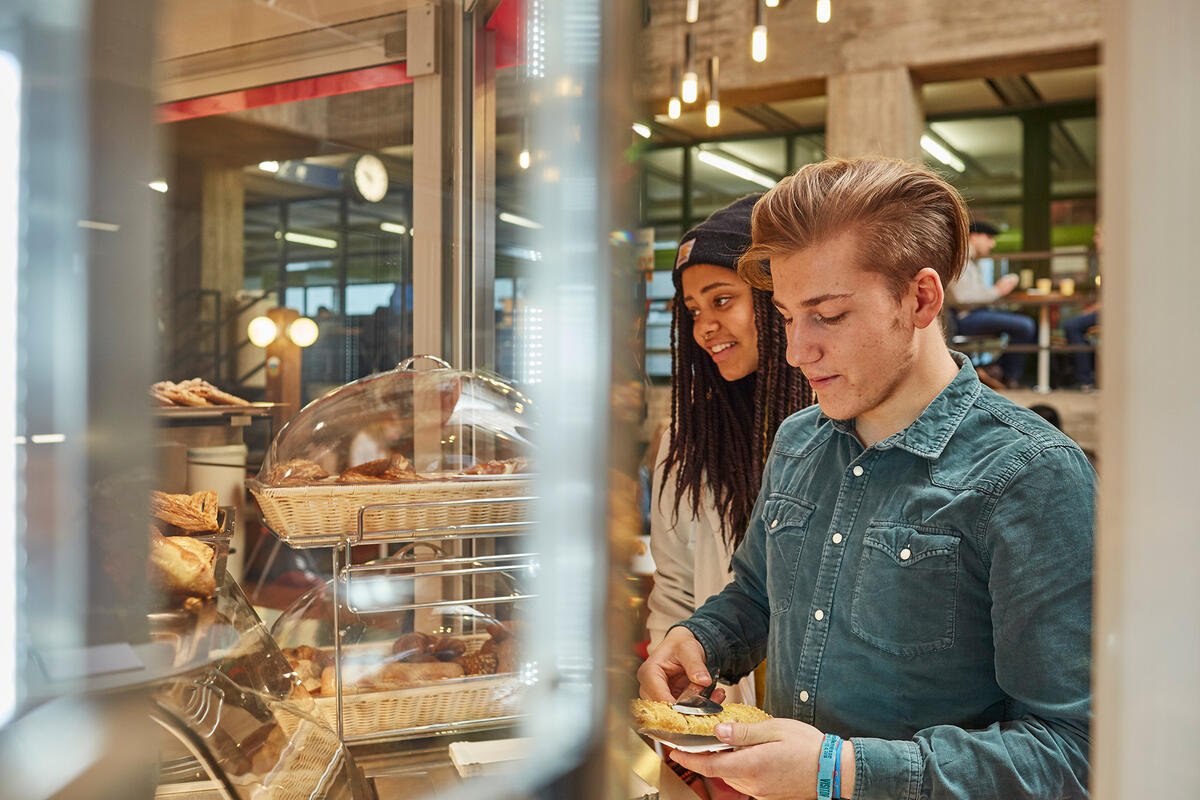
249;355;535;547
247;356;537;744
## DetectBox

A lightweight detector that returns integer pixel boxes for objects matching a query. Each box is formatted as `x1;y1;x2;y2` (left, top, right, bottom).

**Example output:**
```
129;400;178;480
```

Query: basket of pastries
248;359;536;544
271;550;530;738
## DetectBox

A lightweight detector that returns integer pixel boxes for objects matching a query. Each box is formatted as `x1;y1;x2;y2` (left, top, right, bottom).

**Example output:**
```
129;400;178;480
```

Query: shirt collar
823;352;981;460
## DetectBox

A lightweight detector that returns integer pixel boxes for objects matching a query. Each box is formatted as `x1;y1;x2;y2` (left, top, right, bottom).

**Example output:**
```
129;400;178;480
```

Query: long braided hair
660;272;814;550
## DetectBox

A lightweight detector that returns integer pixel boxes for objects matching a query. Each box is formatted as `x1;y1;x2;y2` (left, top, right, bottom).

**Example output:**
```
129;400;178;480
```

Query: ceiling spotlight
816;0;831;23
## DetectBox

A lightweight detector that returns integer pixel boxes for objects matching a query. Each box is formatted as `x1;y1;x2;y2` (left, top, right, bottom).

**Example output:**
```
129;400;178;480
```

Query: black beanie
673;193;762;275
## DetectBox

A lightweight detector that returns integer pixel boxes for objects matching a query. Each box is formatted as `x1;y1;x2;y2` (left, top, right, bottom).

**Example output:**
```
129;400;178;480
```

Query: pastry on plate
631;698;769;736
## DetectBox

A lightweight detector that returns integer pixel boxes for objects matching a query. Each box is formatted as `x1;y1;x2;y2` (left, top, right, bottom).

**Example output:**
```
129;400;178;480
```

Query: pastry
454;652;498;676
495;637;518;673
337;453;424;484
177;378;250;406
151;489;221;532
461;457;531;476
392;632;434;659
631;699;770;736
149;530;216;598
265;458;329;486
380;660;464;685
431;636;467;661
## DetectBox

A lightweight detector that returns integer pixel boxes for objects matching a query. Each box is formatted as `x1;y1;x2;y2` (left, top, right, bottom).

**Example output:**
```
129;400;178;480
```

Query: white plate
637;728;734;753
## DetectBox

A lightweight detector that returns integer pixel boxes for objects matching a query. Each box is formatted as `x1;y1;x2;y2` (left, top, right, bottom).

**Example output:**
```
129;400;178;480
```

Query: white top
646;435;757;707
947;256;1001;307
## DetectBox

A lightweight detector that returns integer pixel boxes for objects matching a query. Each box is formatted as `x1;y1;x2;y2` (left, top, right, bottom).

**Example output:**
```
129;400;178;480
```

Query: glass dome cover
256;356;536;486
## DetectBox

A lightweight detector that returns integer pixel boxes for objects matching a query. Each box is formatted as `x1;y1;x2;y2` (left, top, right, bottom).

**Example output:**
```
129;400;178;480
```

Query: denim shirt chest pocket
850;523;961;656
761;495;816;615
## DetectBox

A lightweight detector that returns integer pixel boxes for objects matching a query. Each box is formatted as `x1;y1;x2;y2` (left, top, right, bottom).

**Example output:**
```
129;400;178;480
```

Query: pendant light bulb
682;32;698;104
705;56;720;127
518;149;531;170
668;66;682;119
752;26;768;62
765;0;779;6
685;0;699;23
816;0;832;23
682;72;698;104
705;100;720;128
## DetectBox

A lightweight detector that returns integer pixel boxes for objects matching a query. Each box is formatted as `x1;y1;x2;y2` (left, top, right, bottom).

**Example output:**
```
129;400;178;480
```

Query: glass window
642;147;684;223
691;138;784;220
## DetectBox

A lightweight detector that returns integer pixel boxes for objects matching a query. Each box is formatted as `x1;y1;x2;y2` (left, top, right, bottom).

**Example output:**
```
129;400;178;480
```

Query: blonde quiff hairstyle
737;157;971;300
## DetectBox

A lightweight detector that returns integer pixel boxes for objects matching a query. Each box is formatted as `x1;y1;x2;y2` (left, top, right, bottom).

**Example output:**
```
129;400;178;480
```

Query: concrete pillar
1094;0;1200;797
826;67;923;162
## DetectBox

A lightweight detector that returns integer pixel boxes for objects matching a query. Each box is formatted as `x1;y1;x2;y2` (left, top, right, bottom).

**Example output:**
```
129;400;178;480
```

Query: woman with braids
646;194;813;707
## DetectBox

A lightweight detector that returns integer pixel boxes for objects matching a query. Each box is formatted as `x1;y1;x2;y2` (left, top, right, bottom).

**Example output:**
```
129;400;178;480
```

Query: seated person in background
946;221;1036;388
1062;223;1103;390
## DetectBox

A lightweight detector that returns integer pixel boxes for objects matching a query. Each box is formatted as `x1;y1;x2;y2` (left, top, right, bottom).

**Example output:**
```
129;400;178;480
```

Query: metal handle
396;354;453;371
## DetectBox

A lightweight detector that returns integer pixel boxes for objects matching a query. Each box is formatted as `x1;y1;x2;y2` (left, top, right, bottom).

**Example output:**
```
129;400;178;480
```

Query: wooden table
948;291;1096;393
1005;291;1092;392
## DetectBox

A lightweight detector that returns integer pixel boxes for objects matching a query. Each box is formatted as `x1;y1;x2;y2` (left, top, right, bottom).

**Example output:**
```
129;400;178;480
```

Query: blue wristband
833;737;842;799
817;734;841;800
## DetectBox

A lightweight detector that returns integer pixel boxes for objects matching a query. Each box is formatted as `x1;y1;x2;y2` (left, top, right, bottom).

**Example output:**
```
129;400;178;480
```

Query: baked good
495;637;518;673
461;457;531;476
381;660;464;685
454;652;498;675
392;632;434;659
149;530;216;598
177;378;250;406
631;699;770;736
265;458;330;486
431;636;467;661
150;379;250;407
151;489;221;532
337;454;425;484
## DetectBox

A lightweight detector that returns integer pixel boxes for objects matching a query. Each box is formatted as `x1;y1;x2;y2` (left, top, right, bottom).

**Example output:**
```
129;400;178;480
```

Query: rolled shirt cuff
851;737;923;800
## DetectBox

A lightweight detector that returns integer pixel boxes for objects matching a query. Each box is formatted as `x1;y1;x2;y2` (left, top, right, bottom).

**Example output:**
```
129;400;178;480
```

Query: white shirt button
900;548;912;561
852;465;864;477
800;690;810;702
770;518;780;529
814;609;825;621
832;532;843;544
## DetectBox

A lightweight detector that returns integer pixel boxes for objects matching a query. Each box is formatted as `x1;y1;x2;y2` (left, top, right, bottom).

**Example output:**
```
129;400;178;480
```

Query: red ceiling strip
486;0;524;71
156;62;412;124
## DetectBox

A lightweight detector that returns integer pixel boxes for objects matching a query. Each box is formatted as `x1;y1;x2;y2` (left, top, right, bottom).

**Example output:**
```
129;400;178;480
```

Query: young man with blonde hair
638;157;1094;800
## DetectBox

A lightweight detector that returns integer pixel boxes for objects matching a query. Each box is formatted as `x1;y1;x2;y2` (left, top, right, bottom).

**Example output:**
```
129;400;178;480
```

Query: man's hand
638;626;713;702
996;273;1020;296
668;718;856;800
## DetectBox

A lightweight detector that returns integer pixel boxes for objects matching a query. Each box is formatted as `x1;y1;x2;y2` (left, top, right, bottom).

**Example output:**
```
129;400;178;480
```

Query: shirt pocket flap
761;495;816;532
862;523;959;566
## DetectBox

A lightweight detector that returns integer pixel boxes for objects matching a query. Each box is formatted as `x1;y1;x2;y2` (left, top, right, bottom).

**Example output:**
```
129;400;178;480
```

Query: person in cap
639;158;1093;800
646;194;814;708
946;220;1036;388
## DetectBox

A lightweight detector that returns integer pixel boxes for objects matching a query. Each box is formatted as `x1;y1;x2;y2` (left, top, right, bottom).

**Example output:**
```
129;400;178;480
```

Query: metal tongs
671;671;723;716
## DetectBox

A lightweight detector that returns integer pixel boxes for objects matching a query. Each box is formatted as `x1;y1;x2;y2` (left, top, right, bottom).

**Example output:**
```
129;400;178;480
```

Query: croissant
151;489;221;532
149;530;216;598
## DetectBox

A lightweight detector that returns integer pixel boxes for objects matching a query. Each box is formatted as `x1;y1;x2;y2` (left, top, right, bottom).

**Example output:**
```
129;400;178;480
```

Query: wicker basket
312;672;524;738
278;637;525;740
248;476;534;545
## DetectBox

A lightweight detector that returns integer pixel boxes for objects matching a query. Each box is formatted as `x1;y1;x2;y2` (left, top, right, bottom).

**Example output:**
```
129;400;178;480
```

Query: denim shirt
680;354;1094;799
